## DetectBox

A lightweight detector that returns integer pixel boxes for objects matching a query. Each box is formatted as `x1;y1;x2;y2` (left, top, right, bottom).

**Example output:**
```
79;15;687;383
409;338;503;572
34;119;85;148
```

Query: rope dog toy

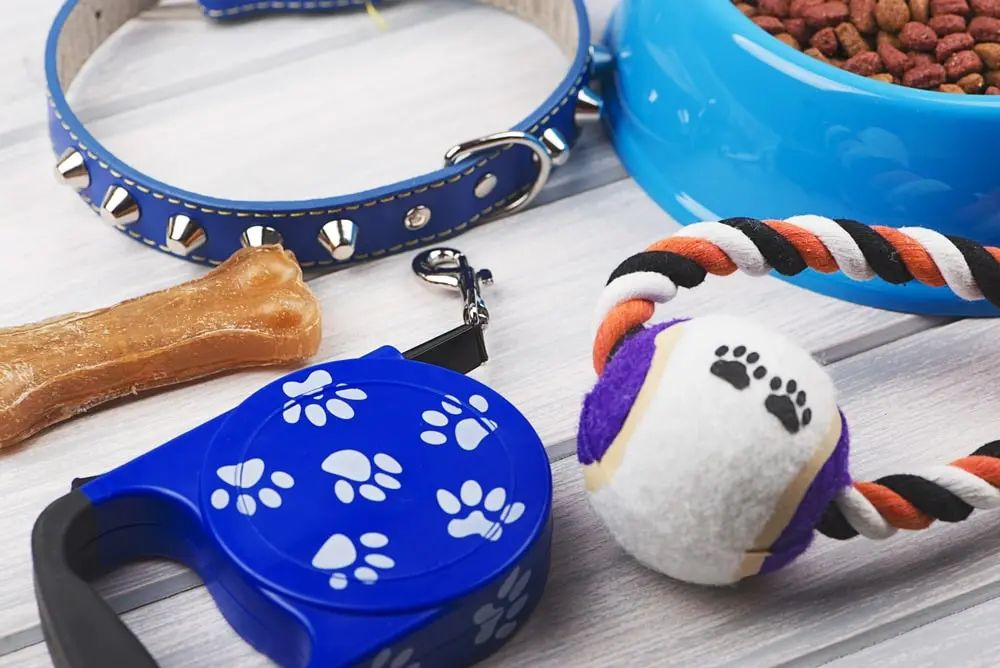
577;214;1000;586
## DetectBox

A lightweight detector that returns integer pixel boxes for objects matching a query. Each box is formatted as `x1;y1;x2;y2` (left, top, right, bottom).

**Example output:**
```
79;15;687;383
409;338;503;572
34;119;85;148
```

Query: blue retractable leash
31;249;553;668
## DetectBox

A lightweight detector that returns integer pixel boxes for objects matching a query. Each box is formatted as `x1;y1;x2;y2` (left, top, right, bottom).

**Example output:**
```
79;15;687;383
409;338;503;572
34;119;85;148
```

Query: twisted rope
594;215;1000;540
593;214;1000;375
818;442;1000;540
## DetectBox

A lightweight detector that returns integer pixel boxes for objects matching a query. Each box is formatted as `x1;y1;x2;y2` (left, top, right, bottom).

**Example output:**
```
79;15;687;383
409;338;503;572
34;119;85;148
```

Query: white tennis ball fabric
577;314;846;585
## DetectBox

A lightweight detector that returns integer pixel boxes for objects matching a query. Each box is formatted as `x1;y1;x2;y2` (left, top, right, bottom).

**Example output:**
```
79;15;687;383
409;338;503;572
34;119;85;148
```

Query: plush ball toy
578;315;849;585
579;215;1000;585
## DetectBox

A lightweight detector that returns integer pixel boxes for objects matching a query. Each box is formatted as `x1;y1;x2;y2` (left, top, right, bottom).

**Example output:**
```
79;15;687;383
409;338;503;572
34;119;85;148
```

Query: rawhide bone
0;246;322;449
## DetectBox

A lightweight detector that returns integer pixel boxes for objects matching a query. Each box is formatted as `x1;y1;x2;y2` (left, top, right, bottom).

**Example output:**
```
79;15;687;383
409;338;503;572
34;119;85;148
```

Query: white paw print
420;394;498;451
281;369;367;426
473;566;531;645
321;449;403;503
436;480;525;541
370;647;420;668
311;532;394;590
210;458;294;516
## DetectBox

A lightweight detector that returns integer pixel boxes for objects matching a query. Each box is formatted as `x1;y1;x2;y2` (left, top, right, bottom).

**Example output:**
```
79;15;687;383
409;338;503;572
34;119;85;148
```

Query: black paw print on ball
764;376;811;435
711;345;811;435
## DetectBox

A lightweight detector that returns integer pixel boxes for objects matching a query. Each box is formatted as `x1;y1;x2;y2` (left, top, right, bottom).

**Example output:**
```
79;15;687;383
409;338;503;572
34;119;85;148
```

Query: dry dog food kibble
735;0;1000;93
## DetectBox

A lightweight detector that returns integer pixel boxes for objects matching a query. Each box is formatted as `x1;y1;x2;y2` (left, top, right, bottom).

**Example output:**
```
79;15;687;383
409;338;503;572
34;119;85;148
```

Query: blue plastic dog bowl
601;0;1000;316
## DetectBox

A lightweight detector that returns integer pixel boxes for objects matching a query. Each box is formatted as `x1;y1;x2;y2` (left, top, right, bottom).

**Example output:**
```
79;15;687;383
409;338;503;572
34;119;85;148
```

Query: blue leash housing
33;344;552;667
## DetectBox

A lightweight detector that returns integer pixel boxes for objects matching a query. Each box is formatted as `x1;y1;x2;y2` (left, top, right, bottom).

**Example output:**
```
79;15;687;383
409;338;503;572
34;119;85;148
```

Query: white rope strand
833;486;899;540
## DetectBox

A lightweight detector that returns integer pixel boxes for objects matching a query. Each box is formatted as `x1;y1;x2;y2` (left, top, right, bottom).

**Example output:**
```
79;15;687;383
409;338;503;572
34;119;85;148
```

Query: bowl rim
718;0;1000;112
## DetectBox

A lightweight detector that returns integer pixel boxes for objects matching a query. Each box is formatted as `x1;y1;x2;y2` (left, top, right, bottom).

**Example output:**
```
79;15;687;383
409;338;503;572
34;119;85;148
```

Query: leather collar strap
45;0;603;268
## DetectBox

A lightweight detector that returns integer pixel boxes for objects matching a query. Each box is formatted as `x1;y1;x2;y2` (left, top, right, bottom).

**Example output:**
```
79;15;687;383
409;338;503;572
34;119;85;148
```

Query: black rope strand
834;219;914;284
607;251;708;288
945;235;1000;308
718;217;808;275
816;442;1000;541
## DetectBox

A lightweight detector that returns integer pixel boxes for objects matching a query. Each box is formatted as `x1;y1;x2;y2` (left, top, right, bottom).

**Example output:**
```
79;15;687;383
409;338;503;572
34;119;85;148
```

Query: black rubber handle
32;489;159;668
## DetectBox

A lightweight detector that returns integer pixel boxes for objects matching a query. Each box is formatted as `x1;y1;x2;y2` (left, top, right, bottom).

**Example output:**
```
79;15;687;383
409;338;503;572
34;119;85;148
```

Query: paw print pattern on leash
210;458;295;516
473;566;532;645
420;394;498;450
311;532;395;590
370;647;420;668
321;449;403;503
437;480;525;541
281;369;367;426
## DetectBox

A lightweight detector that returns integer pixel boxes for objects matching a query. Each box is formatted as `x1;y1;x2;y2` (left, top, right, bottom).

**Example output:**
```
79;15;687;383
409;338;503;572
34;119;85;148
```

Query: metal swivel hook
412;248;493;329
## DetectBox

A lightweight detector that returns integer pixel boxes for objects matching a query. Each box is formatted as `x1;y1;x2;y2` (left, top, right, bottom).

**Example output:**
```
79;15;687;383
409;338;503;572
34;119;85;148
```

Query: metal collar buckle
443;131;553;217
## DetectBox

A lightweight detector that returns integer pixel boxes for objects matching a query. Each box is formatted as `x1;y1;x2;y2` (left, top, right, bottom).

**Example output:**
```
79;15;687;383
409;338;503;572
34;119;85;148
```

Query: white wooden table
3;2;1000;666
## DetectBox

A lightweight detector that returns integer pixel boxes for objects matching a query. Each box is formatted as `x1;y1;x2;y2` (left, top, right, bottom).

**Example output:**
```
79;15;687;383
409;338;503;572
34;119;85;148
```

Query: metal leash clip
404;248;493;374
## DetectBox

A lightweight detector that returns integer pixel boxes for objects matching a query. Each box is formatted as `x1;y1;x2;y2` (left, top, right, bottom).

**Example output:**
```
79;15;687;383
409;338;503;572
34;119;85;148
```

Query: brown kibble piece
910;0;932;21
929;14;968;35
754;15;788;33
974;42;1000;67
878;29;903;47
876;0;912;32
845;50;886;72
776;32;803;48
870;72;898;80
852;0;880;31
971;0;1000;16
986;84;1000;91
910;50;937;64
946;49;984;78
760;0;793;16
880;39;915;74
837;21;873;53
900;21;940;49
791;0;825;16
931;0;971;14
0;246;322;450
784;17;811;43
957;71;987;89
811;26;842;53
805;46;834;61
970;15;1000;40
904;61;948;85
939;82;967;90
737;2;759;16
802;1;851;27
936;32;976;60
984;68;1000;84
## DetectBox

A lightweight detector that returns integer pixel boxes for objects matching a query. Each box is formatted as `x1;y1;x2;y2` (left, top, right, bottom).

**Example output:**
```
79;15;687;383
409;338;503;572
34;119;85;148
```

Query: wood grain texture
12;317;997;668
0;0;969;666
0;167;914;644
820;596;1000;668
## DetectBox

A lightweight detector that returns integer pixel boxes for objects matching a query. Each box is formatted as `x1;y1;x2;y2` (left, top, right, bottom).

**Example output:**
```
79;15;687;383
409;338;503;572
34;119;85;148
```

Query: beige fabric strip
735;413;844;580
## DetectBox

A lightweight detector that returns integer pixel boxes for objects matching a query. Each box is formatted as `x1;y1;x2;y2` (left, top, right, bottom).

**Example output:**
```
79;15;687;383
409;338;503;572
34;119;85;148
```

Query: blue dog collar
45;0;607;268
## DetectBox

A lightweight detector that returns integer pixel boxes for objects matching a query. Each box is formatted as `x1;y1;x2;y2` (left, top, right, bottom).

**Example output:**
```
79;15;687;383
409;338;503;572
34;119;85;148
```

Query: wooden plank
0;169;926;652
20;317;1000;668
481;317;1000;668
2;0;624;144
821;596;1000;668
2;0;483;139
0;0;962;663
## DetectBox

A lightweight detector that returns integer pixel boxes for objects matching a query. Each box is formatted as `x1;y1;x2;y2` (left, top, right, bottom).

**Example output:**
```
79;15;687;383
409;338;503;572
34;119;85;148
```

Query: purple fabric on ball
759;409;852;575
577;319;687;466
